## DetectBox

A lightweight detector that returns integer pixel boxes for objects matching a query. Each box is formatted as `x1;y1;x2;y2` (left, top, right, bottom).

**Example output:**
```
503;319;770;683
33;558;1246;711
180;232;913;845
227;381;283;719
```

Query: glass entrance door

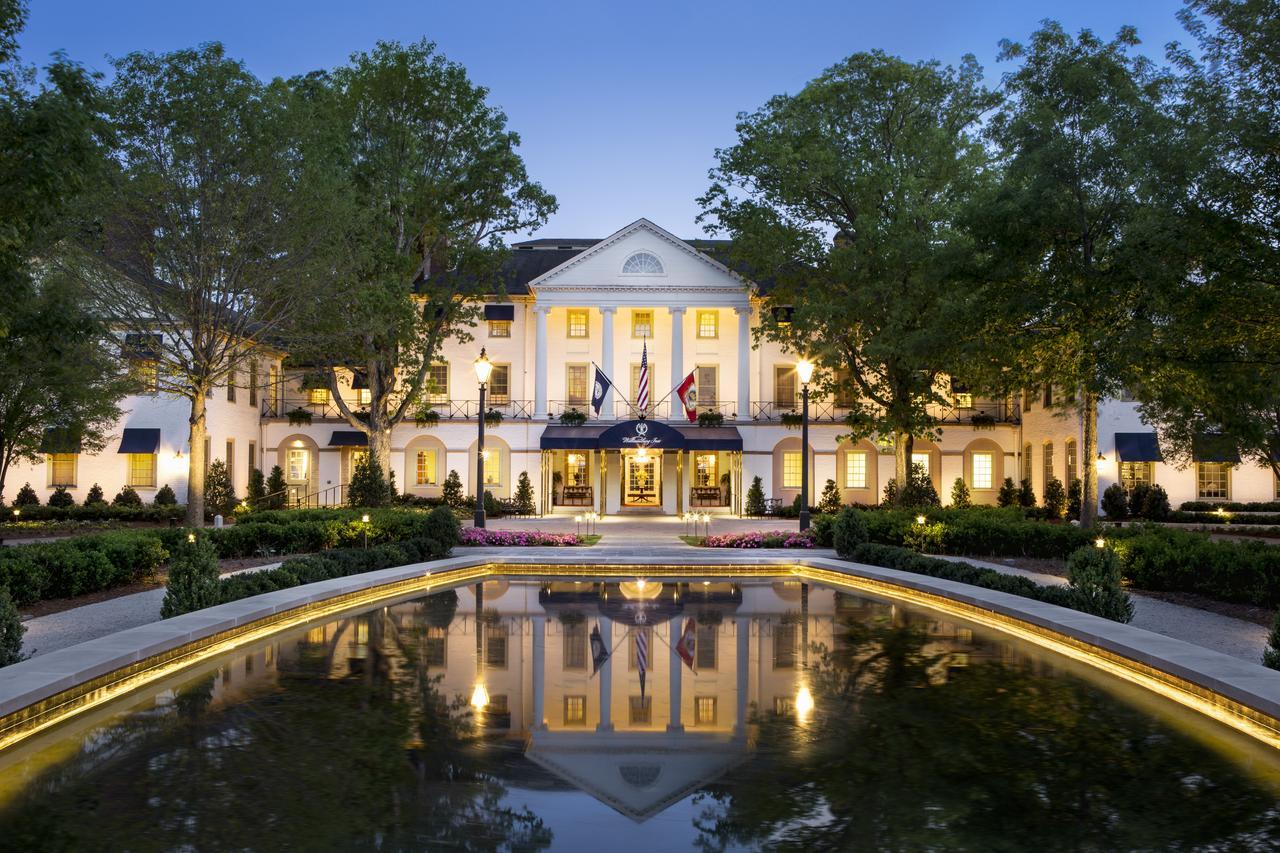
622;451;661;507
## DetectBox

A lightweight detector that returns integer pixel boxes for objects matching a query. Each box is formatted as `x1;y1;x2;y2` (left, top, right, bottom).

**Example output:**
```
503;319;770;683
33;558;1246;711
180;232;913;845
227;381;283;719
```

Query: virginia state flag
675;371;698;422
675;617;698;673
590;365;613;417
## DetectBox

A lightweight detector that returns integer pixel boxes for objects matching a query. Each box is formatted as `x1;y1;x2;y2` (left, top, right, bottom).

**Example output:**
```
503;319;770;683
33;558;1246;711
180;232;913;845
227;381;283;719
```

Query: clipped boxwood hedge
0;504;185;523
858;507;1096;558
1180;500;1280;513
0;531;168;605
1110;526;1280;607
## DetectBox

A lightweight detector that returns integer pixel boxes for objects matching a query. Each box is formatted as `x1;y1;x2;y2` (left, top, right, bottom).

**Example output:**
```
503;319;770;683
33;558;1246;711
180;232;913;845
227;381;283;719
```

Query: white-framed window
562;622;587;670
696;365;718;406
225;440;234;480
955;392;973;409
911;452;930;476
631;310;653;339
1197;463;1230;500
127;453;156;488
488;319;511;338
1022;443;1033;483
1043;443;1055;486
483;449;501;486
357;388;371;406
247;441;256;481
629;695;652;725
566;364;589;406
567;309;589;339
695;696;717;726
845;450;867;489
621;251;663;274
1065;440;1078;486
1120;461;1153;491
783;451;803;489
774;366;797;408
695;453;717;487
286;448;309;483
565;452;588;486
696;623;717;671
47;453;77;487
488;364;510;404
972;452;993;490
428;363;449;404
697;310;718;339
415;450;437;486
564;695;587;726
307;387;329;406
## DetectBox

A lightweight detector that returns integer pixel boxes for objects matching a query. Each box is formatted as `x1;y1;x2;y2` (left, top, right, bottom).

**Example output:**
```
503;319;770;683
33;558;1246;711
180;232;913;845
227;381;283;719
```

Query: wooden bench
560;485;594;507
690;486;726;507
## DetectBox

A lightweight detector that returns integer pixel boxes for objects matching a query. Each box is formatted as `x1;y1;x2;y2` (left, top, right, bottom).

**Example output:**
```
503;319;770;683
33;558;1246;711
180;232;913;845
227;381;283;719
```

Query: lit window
783;451;803;489
631;310;653;339
127;453;156;488
972;452;993;490
136;360;159;394
564;695;587;726
1043;443;1054;486
1065;440;1078;485
845;451;867;489
911;452;930;476
287;448;309;482
566;364;589;405
774;366;797;408
563;622;587;670
1120;461;1153;491
357;388;371;406
696;365;718;407
488;319;511;337
955;392;973;409
415;450;437;486
1022;444;1033;483
48;453;77;487
483;449;501;486
622;251;663;274
565;452;588;486
307;387;329;406
428;363;450;404
697;310;718;339
488;365;510;404
567;309;589;339
695;453;718;487
629;695;652;725
695;696;717;726
1197;463;1230;500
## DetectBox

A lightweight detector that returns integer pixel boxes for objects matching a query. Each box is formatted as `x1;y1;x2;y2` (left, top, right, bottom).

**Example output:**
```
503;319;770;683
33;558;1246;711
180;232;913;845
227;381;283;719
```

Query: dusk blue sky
20;0;1191;240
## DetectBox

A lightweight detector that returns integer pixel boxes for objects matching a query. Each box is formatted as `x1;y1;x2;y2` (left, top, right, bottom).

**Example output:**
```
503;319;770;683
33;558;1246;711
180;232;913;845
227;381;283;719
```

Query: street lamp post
474;348;493;529
796;358;815;531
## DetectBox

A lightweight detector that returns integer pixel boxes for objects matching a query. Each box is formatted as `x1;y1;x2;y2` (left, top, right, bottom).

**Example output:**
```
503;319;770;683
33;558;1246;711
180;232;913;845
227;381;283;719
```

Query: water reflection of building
217;579;1004;821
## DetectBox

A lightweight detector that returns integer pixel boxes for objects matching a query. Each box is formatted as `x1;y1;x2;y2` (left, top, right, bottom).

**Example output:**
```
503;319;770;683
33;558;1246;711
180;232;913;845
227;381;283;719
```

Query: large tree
0;0;125;501
290;40;556;477
974;23;1178;526
698;51;998;493
78;44;326;524
1134;0;1280;481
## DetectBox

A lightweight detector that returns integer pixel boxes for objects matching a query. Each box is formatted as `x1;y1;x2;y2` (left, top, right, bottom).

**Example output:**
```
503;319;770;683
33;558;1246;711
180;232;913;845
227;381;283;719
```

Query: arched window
622;251;664;274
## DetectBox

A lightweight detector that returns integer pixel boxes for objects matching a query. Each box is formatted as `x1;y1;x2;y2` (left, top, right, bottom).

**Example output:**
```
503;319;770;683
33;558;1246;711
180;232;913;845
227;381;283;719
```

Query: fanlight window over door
622;251;664;274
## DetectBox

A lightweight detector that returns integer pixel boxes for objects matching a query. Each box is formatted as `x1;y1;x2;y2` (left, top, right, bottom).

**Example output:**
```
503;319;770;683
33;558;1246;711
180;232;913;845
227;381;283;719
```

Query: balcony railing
750;399;1020;425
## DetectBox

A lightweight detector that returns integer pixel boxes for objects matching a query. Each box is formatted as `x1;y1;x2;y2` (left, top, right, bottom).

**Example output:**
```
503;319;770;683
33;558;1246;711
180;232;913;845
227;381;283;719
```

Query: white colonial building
11;218;1279;513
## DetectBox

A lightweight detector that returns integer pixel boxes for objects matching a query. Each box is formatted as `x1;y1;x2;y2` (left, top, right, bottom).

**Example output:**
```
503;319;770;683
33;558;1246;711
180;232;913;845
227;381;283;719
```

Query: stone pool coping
1;552;1279;752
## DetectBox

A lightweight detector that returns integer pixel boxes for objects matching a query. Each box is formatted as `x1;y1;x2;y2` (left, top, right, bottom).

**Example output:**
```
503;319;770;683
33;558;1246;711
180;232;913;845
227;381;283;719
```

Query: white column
534;306;549;419
597;617;614;731
531;615;546;730
734;616;749;738
736;306;751;420
668;621;684;732
670;306;686;401
600;306;616;420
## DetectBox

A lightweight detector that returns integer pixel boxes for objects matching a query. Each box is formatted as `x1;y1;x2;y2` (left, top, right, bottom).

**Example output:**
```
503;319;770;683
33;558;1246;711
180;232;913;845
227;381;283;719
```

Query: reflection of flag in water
634;626;648;700
590;624;610;675
636;342;650;411
675;617;697;673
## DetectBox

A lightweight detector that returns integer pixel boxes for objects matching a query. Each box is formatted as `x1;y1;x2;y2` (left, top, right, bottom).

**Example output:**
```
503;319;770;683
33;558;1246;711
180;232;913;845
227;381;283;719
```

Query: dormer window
622;251;664;274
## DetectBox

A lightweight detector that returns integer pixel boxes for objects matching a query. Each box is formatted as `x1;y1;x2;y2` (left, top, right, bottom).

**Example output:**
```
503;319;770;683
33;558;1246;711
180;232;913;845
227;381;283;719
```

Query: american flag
634;626;648;700
637;342;650;412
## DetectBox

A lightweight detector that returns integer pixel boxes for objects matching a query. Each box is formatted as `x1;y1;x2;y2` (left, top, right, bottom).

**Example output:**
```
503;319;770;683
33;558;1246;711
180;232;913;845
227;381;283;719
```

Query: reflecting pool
1;577;1278;851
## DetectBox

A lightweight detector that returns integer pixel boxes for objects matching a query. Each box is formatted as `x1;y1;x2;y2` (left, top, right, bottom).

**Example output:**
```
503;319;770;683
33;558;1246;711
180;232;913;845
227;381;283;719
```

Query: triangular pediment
528;218;750;301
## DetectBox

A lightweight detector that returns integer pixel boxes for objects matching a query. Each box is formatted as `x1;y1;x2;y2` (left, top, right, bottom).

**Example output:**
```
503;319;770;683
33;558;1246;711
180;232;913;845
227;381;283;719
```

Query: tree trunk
894;429;914;504
186;390;207;526
1080;391;1099;528
368;423;392;486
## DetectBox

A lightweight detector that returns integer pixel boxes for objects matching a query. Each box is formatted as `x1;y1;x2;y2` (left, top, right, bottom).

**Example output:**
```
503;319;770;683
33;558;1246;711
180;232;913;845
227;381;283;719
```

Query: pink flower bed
701;530;815;549
460;528;584;547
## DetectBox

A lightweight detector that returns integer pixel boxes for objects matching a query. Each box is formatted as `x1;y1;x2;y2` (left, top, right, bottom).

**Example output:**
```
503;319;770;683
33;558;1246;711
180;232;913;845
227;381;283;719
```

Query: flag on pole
675;617;698;673
636;342;650;412
590;365;613;417
590;623;610;674
634;626;648;700
675;371;698;423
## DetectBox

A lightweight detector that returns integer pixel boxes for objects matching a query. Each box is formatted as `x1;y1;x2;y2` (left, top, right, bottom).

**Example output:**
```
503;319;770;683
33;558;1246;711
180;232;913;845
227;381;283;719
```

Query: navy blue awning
1115;432;1162;462
1193;434;1241;464
117;428;161;454
540;425;606;449
328;430;368;447
350;372;368;390
121;333;161;360
484;304;515;321
40;427;82;454
539;421;743;451
679;426;743;451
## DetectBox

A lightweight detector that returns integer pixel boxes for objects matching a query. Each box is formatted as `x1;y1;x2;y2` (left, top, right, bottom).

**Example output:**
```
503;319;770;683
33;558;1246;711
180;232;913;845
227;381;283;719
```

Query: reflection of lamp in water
470;682;489;709
795;685;815;720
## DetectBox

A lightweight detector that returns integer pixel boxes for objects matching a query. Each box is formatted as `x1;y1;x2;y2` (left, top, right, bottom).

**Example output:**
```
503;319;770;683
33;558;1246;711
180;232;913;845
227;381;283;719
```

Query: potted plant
781;411;804;430
560;408;588;426
970;412;996;430
415;408;441;428
484;408;504;427
697;410;724;428
287;407;313;426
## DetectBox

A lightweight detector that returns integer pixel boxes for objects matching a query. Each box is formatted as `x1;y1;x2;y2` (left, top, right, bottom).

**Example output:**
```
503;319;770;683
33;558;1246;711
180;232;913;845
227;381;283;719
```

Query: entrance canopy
540;419;742;451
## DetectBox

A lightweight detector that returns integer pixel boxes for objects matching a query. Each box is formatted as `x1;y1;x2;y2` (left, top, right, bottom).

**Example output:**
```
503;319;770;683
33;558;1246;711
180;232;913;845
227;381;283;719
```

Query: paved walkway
18;516;1271;667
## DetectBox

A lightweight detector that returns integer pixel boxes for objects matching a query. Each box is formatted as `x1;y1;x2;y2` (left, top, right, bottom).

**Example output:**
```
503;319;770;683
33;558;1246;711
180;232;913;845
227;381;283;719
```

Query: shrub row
1181;500;1280;513
856;507;1097;557
1165;511;1280;526
1110;526;1280;607
0;531;168;605
0;503;185;523
847;542;1133;622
